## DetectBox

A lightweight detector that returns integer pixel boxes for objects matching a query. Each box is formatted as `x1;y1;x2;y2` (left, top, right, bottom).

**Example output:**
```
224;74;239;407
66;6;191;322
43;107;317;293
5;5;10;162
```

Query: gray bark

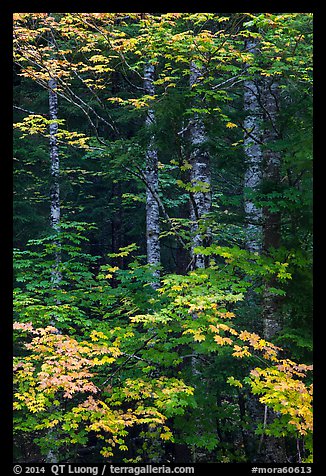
144;63;160;288
243;40;283;339
243;38;286;463
46;25;61;464
243;39;263;254
49;76;62;288
188;61;212;463
189;61;212;269
243;39;283;342
49;76;60;233
143;63;162;462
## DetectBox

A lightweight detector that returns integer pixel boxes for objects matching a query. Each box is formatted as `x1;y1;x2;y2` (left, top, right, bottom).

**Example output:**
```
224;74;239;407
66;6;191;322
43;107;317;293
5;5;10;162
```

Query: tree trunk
144;63;160;288
189;61;212;270
261;78;282;340
49;75;62;290
243;38;286;463
261;79;281;254
46;23;61;464
243;38;263;255
188;60;212;463
143;63;163;462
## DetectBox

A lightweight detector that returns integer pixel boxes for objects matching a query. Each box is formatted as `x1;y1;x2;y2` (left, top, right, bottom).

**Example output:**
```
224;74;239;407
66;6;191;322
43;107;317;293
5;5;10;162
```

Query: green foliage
13;224;312;461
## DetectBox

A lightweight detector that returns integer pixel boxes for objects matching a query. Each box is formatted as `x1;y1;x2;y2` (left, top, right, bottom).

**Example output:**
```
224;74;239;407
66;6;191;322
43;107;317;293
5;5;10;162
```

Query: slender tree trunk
144;63;160;288
244;50;283;342
188;60;212;463
48;73;62;318
143;64;163;463
261;78;282;340
242;36;265;463
46;23;61;464
261;79;281;255
243;38;286;463
49;75;62;290
189;61;212;270
243;38;263;255
49;76;60;232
